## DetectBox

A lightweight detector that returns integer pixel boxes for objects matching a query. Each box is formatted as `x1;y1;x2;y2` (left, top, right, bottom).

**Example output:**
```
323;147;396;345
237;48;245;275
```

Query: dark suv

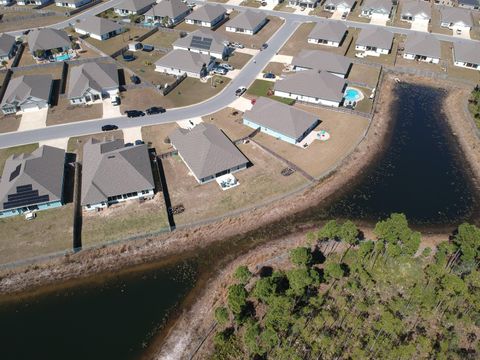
125;110;145;118
101;124;118;131
146;106;166;115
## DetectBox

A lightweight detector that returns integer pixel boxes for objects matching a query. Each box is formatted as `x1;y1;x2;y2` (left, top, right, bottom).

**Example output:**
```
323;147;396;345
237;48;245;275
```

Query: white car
213;67;227;75
220;63;234;71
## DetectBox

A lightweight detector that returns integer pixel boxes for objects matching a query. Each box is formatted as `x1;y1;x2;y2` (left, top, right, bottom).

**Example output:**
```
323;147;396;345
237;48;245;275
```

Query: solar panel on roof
16;184;33;192
190;36;213;50
9;164;21;182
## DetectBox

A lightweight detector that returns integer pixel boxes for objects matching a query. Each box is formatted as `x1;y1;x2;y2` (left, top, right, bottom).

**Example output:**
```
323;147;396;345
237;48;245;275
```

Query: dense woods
211;214;480;359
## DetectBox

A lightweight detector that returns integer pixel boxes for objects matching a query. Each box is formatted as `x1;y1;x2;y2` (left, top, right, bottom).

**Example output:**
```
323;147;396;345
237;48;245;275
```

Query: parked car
146;106;166;115
125;142;134;147
232;42;244;49
135;140;144;146
213;67;228;75
142;44;154;52
235;87;247;96
102;124;118;131
130;75;141;84
261;1;267;5
261;43;268;51
111;96;121;106
263;72;276;79
125;110;145;118
220;63;234;71
341;12;348;20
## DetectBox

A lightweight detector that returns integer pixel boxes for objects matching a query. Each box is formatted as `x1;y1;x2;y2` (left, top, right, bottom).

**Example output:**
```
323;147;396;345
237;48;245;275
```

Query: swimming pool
344;87;363;102
55;53;71;61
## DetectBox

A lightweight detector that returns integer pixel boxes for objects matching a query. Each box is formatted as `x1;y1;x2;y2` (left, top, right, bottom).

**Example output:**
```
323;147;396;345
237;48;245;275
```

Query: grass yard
163;141;308;226
81;194;169;247
47;98;103;126
254;104;370;178
247;79;295;105
85;25;150;56
430;6;453;36
240;0;261;8
0;143;39;173
352;86;374;113
386;4;410;29
0;115;21;134
227;52;253;70
345;32;401;66
309;7;332;18
273;2;296;12
203;107;253;140
116;50;166;84
0;13;66;32
68;132;124;161
142;30;181;50
263;62;287;76
346;5;372;23
13;64;64;79
0;204;74;265
440;41;480;84
347;63;381;88
141;122;180;154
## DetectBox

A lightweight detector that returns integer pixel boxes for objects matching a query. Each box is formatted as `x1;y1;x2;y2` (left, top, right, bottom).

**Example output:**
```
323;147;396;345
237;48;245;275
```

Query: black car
130;75;141;84
146;106;166;115
135;140;144;146
101;124;118;131
125;110;145;118
263;72;276;79
261;43;268;50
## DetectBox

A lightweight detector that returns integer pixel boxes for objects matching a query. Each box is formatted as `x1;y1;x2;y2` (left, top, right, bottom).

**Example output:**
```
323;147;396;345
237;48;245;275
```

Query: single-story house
170;123;249;184
361;0;393;19
0;0;13;5
144;0;191;27
0;146;66;218
114;0;156;16
439;6;473;30
355;27;394;56
81;138;155;211
307;21;348;47
403;33;441;64
154;49;216;78
400;0;431;22
27;28;71;59
288;0;319;9
74;17;124;41
0;33;16;62
324;0;356;13
185;4;226;28
225;10;267;35
453;41;480;70
292;49;352;78
67;62;119;105
55;0;92;8
243;97;320;146
274;70;347;107
1;75;52;114
17;0;50;5
173;29;228;59
458;0;480;10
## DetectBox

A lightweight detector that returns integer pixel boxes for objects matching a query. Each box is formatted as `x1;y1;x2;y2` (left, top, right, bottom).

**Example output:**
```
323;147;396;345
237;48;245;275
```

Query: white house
67;62;119;104
154;49;216;78
288;0;319;9
172;28;229;59
324;0;356;13
55;0;92;9
74;17;124;41
274;70;347;107
225;10;267;35
0;75;52;114
307;21;347;47
355;27;394;56
0;34;16;63
144;0;191;27
16;0;50;5
400;0;432;22
403;33;441;64
185;4;226;28
439;6;473;31
453;41;480;70
113;0;155;16
361;0;393;20
292;50;352;78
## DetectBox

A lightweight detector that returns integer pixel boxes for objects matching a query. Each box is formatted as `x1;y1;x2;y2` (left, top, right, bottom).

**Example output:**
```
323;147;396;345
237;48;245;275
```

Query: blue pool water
344;88;362;102
55;54;71;61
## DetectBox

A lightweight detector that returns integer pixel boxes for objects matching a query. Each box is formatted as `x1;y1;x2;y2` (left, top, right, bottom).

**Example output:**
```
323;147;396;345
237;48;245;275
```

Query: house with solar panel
403;33;441;64
172;29;229;59
144;0;191;27
453;41;480;71
169;123;249;184
307;21;348;47
0;75;52;114
225;10;267;35
0;146;66;218
292;50;352;78
243;97;320;146
81;138;155;211
55;0;92;9
185;4;226;28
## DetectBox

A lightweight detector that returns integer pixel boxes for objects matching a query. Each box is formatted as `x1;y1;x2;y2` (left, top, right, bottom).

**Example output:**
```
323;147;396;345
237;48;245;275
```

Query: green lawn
0;143;39;174
247;79;295;105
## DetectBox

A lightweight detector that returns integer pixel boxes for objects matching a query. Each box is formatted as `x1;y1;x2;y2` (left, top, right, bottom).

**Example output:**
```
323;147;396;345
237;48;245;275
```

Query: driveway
259;2;276;10
235;48;260;56
226;0;243;5
103;100;122;118
230;97;253;112
271;54;293;64
39;137;69;150
452;26;470;39
370;15;387;26
18;108;48;131
224;69;241;79
411;19;429;32
123;126;143;143
331;9;344;20
177;117;203;130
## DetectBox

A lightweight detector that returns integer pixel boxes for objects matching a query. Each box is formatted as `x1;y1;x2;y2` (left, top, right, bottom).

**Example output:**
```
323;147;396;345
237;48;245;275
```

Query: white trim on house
84;189;154;211
403;52;440;64
273;90;342;107
354;44;390;56
55;0;91;9
307;37;341;47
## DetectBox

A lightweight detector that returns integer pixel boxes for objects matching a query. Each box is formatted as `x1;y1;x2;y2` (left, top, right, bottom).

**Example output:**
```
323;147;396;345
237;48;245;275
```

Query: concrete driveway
271;54;293;64
331;9;344;20
39;137;69;150
235;48;260;56
452;26;470;39
411;19;429;32
103;100;122;118
177;117;203;129
123;126;143;143
18;108;48;131
370;15;387;26
230;97;253;112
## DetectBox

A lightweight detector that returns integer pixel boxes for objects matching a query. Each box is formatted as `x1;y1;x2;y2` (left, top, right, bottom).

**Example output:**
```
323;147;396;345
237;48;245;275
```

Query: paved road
0;19;301;149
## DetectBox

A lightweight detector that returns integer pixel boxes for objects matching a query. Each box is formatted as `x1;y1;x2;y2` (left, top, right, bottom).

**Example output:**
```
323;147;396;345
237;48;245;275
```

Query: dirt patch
142;123;180;154
67;131;124;161
0;115;21;134
47;99;103;126
348;63;381;88
202;107;252;140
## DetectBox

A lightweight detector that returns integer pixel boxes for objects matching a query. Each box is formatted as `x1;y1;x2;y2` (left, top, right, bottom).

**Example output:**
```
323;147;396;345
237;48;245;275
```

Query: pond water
0;83;478;360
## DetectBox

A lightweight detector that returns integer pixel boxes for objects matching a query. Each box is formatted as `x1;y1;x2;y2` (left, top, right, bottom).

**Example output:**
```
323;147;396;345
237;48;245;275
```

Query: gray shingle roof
114;0;155;12
404;32;440;59
27;28;71;52
292;50;352;76
274;70;346;103
1;75;52;106
401;0;432;18
144;0;190;18
439;6;473;26
81;138;155;206
67;62;119;99
324;0;356;8
155;49;212;74
75;16;123;36
169;123;249;181
173;28;226;55
185;3;225;22
308;21;347;43
453;41;480;65
0;33;15;58
226;9;266;31
244;97;319;140
356;27;394;50
362;0;392;13
0;146;65;211
458;0;480;7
